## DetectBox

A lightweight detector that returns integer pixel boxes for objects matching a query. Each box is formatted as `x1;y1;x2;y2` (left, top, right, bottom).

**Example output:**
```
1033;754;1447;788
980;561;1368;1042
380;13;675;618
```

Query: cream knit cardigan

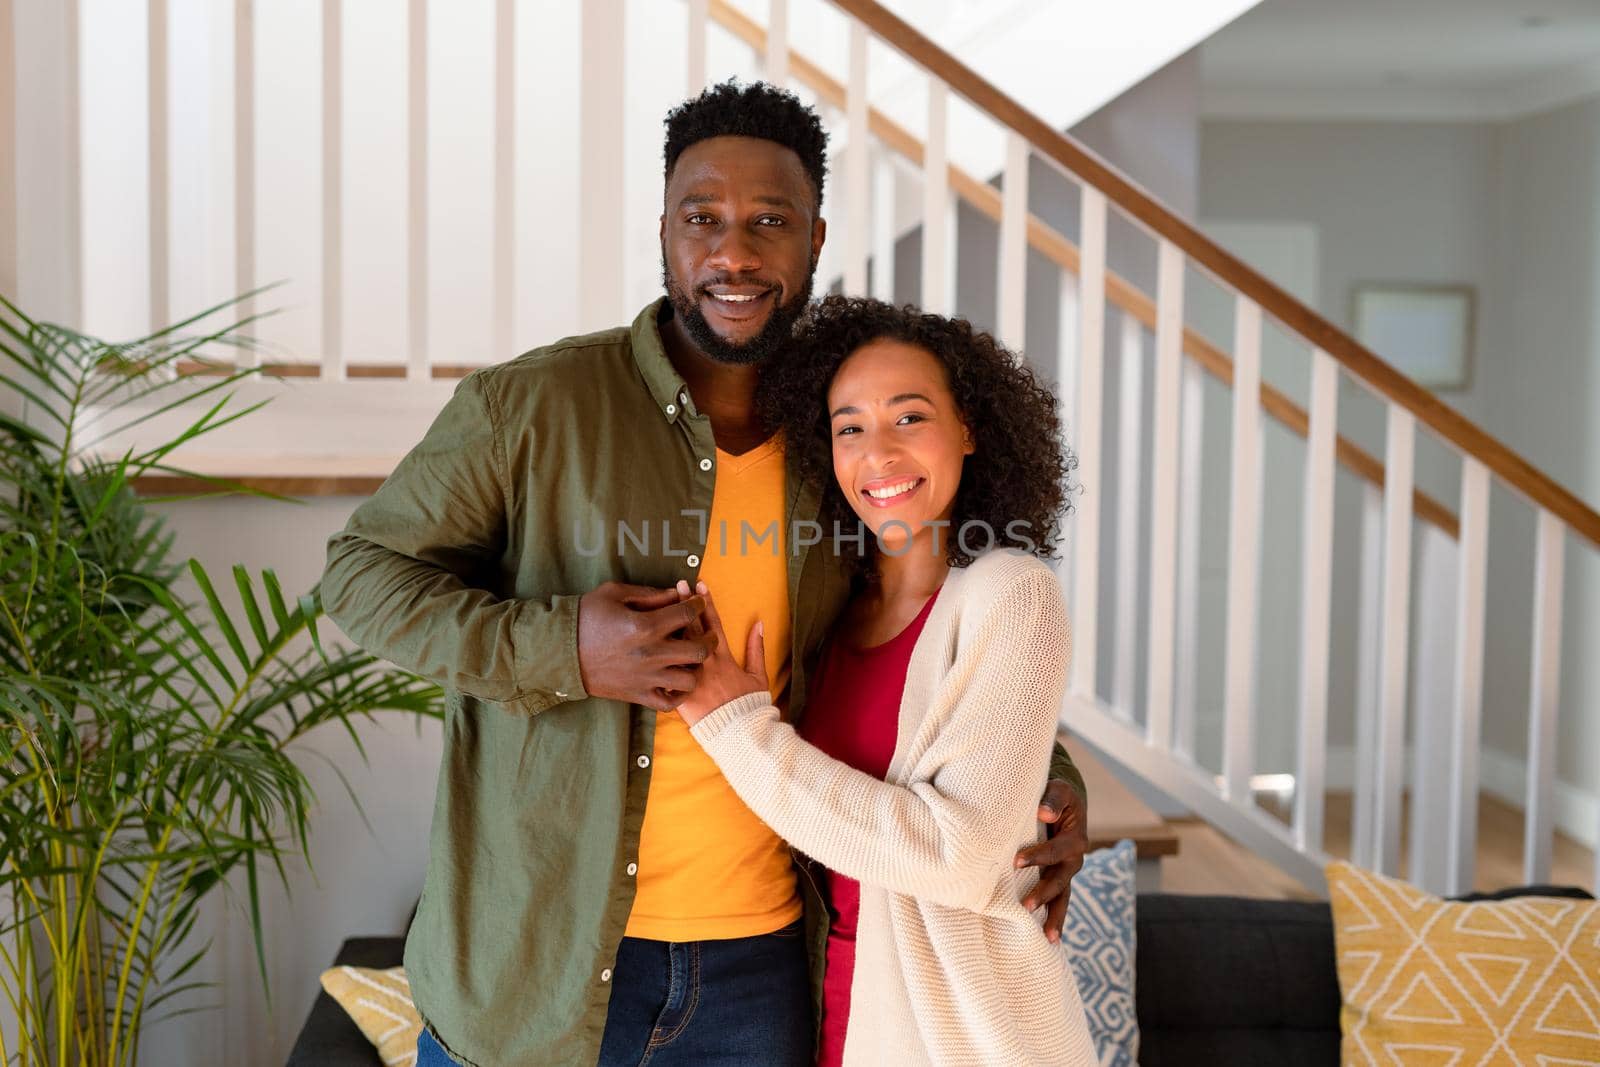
690;549;1097;1067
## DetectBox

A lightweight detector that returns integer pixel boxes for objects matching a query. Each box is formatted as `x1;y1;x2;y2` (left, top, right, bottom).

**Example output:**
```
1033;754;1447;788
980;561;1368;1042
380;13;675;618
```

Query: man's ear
812;216;827;260
659;214;666;242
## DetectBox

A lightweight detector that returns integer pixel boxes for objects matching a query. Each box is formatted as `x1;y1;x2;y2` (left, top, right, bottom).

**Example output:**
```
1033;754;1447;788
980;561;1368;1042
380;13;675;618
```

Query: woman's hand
673;581;770;726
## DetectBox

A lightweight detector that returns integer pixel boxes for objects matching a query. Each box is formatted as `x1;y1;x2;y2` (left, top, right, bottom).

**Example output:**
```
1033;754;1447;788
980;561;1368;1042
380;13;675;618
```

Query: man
322;81;1088;1067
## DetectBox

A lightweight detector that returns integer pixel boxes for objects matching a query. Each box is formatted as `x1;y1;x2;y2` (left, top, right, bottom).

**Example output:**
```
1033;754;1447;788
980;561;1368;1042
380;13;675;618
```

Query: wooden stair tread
1065;738;1181;860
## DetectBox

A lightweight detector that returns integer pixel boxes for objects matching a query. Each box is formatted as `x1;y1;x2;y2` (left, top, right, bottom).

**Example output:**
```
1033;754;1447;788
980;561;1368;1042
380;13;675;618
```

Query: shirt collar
629;298;695;424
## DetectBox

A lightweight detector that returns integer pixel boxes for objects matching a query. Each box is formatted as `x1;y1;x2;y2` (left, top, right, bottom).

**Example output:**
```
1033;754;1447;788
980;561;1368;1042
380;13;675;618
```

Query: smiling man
322;81;1088;1067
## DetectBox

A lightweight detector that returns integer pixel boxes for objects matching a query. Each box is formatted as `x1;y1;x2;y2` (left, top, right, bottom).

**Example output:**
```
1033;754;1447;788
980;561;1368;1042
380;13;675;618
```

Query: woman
673;297;1096;1066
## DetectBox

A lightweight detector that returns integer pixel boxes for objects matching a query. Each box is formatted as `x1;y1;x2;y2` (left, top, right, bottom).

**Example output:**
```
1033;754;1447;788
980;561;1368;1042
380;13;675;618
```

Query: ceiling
1200;0;1600;121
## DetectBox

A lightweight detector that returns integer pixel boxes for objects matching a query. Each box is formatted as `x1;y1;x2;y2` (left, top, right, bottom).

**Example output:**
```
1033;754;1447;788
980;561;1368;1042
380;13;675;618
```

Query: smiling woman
760;295;1076;576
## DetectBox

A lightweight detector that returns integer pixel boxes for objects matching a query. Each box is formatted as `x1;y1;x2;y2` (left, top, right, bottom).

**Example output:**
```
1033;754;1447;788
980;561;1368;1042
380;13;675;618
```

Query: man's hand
576;582;716;710
1015;779;1088;944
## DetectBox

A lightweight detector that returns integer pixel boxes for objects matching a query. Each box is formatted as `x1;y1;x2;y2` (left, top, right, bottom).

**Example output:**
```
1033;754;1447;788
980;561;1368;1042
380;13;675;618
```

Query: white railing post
1222;298;1263;804
321;0;343;379
687;0;708;95
997;132;1029;353
919;80;948;316
1294;349;1338;853
1524;509;1566;884
765;0;787;85
870;150;896;302
1376;406;1415;875
235;0;256;360
1113;311;1143;719
492;0;514;364
0;0;14;298
1070;188;1106;702
1144;240;1184;751
578;0;625;335
1174;357;1203;761
148;0;169;332
1352;482;1383;869
1410;520;1458;892
1447;458;1490;895
843;21;869;295
1055;267;1078;607
406;0;428;380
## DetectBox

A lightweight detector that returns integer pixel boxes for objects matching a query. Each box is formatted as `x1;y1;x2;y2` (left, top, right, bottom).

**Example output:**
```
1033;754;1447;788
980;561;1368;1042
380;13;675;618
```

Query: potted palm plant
0;293;442;1066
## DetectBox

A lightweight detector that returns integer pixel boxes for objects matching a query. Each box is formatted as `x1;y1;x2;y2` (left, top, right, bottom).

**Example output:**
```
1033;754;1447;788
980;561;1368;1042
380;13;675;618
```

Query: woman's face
826;338;974;552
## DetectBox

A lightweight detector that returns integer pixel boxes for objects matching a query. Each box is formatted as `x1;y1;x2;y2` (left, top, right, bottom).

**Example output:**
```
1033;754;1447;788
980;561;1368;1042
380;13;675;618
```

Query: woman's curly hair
759;295;1076;576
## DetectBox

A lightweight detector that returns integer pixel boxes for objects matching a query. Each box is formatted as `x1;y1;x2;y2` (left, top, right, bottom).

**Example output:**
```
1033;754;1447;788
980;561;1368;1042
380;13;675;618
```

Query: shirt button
626;862;638;876
636;755;650;769
686;554;701;568
554;690;568;700
698;458;712;472
600;968;612;983
665;403;677;416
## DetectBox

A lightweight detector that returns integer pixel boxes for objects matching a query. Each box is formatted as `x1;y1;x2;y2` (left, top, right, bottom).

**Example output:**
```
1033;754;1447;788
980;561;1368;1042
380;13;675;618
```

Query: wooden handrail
824;0;1600;551
709;0;1459;539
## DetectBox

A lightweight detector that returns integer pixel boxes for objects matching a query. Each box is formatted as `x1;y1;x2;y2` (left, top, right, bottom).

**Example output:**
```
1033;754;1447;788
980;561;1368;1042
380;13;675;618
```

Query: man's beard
661;252;817;366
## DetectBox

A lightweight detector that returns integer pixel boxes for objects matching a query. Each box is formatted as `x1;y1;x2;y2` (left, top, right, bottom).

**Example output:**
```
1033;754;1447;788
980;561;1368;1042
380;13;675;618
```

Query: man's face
660;135;826;365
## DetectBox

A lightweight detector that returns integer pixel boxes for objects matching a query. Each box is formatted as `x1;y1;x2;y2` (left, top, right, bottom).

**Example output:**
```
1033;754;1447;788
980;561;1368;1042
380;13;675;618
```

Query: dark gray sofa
287;886;1591;1066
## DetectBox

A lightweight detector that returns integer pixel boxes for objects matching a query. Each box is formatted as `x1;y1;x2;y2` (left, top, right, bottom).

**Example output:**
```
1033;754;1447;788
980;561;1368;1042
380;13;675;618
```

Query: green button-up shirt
322;299;1082;1066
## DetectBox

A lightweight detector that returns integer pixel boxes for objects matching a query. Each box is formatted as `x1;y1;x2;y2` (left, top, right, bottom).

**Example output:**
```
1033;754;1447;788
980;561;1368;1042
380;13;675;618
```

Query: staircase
17;0;1600;904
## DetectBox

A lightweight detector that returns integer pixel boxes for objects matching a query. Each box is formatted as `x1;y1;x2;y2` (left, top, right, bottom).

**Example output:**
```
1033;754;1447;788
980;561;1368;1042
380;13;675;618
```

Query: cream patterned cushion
1328;861;1600;1064
319;964;421;1066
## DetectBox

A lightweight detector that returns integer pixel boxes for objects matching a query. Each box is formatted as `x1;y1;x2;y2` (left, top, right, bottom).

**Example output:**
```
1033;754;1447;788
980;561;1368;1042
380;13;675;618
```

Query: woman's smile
860;475;925;508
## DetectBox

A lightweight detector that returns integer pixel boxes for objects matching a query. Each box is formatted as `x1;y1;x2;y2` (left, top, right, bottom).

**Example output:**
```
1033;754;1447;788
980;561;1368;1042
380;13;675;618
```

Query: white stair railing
16;0;1600;900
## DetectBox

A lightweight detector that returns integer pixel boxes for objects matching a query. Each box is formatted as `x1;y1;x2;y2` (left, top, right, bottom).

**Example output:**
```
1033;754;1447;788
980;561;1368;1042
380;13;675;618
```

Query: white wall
1199;108;1600;821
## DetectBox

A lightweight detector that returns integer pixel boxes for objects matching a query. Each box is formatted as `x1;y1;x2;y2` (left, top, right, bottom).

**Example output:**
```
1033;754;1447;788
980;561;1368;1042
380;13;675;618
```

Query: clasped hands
574;579;1088;940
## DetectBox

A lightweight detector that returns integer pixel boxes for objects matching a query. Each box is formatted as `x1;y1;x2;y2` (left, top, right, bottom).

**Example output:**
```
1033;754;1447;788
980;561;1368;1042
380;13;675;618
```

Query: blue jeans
415;1025;457;1066
597;919;814;1067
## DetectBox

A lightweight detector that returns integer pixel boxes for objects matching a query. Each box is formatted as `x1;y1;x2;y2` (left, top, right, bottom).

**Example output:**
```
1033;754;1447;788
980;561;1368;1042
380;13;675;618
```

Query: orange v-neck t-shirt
624;437;802;941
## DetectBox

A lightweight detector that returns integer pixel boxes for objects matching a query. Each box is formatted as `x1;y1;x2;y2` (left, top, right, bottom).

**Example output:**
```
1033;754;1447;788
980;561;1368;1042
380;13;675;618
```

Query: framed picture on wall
1351;283;1475;391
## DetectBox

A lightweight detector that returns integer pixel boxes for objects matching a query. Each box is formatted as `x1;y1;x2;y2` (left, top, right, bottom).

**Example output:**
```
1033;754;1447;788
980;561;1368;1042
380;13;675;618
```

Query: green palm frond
0;291;442;1065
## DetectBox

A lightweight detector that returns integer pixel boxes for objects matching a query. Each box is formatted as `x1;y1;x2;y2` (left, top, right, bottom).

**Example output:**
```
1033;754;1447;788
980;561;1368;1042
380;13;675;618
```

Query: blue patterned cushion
1063;839;1138;1067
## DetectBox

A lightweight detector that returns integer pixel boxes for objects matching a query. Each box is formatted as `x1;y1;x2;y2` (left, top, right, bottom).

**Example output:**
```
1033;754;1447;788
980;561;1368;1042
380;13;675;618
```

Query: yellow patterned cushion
319;965;421;1066
1328;861;1600;1065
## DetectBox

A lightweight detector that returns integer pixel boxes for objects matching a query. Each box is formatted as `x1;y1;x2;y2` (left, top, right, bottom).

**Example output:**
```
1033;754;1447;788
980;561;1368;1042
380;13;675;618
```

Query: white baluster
870;151;896;302
236;0;257;361
1294;349;1338;853
920;80;948;316
1071;187;1106;701
1174;357;1203;761
1222;298;1263;804
1353;482;1383;869
578;0;625;335
843;22;869;296
0;1;16;299
1144;240;1184;751
149;0;170;333
1376;406;1415;875
492;0;514;364
1056;267;1078;607
1113;311;1143;720
686;0;708;95
1447;458;1490;894
406;0;427;380
1410;520;1458;892
765;0;787;85
321;0;343;379
997;132;1028;353
1524;509;1566;884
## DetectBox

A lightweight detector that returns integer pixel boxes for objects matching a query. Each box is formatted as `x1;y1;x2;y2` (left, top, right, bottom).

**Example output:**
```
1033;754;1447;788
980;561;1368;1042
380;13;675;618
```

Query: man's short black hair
663;79;829;213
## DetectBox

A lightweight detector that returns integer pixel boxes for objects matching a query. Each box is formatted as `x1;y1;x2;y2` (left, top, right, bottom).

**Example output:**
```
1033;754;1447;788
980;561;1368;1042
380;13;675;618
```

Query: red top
798;589;941;1067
